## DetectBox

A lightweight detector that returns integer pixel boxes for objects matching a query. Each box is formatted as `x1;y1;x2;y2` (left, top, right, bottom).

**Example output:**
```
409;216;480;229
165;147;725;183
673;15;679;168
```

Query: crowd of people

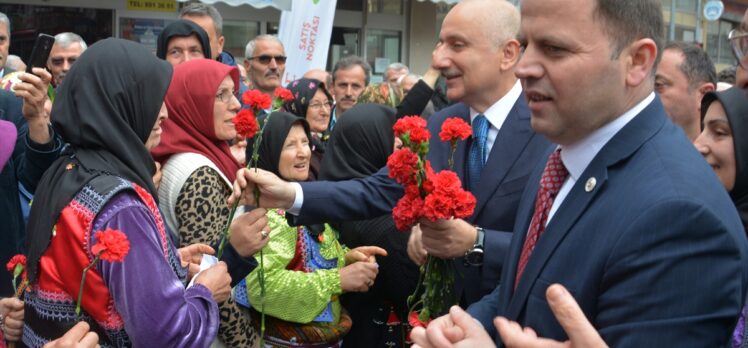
0;0;747;347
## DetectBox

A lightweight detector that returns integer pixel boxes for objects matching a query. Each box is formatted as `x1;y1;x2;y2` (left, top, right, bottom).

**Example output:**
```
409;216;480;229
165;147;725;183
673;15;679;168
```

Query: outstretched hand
228;168;296;209
496;284;607;348
345;246;388;265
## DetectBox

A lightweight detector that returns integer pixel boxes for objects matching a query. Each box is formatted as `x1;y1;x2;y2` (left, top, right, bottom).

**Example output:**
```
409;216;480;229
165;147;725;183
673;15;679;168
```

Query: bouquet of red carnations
386;116;476;324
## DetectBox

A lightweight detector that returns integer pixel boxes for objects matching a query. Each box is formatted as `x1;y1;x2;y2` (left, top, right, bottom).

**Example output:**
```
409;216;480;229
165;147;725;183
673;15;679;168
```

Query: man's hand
229;207;270;257
0;297;24;342
344;246;387;265
43;321;100;348
178;243;215;280
229;168;296;209
194;261;232;303
407;224;428;266
496;284;607;348
419;218;476;259
14;68;52;144
411;306;496;348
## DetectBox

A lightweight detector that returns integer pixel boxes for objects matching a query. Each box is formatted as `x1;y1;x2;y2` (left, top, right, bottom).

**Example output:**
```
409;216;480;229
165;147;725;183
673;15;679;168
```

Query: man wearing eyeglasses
731;10;748;94
243;35;286;105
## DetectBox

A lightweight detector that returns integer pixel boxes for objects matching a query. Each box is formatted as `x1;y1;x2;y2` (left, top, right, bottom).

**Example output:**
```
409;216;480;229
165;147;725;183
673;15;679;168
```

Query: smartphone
25;33;55;74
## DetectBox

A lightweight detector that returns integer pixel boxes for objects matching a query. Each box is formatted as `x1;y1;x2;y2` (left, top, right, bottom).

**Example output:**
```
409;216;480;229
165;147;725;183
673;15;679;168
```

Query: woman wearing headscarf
283;78;334;180
23;38;230;347
152;58;268;347
156;19;211;66
244;112;385;348
696;87;748;348
319;103;419;348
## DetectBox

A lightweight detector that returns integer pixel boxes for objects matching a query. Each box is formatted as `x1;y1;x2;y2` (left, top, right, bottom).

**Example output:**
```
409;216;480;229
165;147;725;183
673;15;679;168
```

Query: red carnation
91;229;130;263
392;192;423;231
6;254;26;282
428;170;463;195
274;87;295;102
453;190;477;219
421;192;455;221
233;109;259;139
408;310;432;328
393;116;430;145
242;89;272;110
439;117;472;142
387;148;419;185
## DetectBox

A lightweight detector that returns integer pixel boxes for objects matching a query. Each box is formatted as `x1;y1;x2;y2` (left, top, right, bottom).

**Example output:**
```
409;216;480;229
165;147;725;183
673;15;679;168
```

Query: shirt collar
561;92;655;180
469;79;522;130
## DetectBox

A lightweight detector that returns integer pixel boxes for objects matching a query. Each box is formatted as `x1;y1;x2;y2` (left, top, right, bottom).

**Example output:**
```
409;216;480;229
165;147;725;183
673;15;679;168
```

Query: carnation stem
76;252;101;317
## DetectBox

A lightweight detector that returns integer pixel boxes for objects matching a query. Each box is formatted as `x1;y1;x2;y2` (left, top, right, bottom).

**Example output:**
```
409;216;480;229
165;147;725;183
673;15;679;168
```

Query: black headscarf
248;111;313;179
701;87;748;229
156;20;211;60
26;38;173;282
284;78;333;123
319;103;396;181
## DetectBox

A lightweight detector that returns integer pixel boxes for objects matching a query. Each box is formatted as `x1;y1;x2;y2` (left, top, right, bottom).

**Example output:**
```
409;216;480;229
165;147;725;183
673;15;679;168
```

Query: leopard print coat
175;166;258;347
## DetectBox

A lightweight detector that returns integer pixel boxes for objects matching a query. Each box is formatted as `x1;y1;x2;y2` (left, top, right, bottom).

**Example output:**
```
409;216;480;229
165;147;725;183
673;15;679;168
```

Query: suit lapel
473;97;533;219
506;164;608;319
504;97;669;320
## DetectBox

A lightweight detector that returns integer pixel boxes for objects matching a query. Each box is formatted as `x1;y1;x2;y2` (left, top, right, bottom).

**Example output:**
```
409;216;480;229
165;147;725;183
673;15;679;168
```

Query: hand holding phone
26;33;55;74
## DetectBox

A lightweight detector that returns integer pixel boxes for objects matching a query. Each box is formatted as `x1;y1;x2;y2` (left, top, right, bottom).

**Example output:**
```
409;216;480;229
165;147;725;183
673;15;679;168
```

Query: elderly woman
319;104;419;348
152;58;268;347
244;112;386;347
23;38;231;346
283;78;334;180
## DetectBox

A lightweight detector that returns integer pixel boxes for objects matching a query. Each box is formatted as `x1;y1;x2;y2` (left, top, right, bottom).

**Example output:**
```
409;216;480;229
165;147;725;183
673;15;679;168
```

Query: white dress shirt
546;92;656;223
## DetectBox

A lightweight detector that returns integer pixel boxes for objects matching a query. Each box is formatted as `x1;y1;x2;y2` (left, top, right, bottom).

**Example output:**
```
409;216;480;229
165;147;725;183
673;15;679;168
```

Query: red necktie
514;149;568;289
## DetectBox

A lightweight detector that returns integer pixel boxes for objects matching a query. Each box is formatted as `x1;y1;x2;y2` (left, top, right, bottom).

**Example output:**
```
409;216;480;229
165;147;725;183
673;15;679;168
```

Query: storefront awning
176;0;292;11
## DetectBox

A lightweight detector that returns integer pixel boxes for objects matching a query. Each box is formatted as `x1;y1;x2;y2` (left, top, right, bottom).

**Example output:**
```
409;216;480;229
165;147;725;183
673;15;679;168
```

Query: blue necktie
468;114;489;191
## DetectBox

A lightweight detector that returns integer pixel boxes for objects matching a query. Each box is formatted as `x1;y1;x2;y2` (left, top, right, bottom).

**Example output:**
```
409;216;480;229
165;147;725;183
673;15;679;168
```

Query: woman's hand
43;321;100;348
0;297;24;342
178;243;215;280
194;261;232;303
344;246;387;265
340;262;379;293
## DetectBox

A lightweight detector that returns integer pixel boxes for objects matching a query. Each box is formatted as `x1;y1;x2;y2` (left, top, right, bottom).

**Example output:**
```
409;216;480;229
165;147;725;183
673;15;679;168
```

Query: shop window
224;20;260;60
368;0;403;15
366;29;400;83
337;0;364;11
0;4;113;61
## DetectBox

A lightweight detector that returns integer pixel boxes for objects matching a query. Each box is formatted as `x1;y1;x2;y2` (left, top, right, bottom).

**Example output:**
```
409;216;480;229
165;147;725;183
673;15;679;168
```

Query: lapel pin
585;177;597;192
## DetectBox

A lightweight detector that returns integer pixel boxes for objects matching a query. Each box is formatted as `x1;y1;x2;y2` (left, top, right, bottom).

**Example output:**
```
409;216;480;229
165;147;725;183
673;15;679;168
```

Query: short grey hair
333;55;372;86
385;62;409;74
0;12;10;37
54;32;88;51
180;2;223;36
244;35;284;58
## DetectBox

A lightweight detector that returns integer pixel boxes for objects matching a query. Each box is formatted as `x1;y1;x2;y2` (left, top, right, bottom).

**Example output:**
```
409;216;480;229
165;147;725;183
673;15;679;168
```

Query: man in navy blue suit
408;0;748;347
231;0;550;308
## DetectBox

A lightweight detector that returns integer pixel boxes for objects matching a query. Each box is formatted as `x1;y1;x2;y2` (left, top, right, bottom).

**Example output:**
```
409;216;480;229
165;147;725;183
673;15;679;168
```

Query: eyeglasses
308;101;333;110
215;89;237;103
728;29;748;68
248;55;287;65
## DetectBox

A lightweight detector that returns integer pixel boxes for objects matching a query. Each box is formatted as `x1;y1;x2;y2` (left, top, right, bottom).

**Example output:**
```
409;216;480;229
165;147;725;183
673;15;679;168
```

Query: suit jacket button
585;177;597;192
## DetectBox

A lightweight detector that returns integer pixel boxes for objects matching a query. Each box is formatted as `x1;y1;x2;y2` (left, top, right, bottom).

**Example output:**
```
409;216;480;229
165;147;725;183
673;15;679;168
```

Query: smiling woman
151;58;262;347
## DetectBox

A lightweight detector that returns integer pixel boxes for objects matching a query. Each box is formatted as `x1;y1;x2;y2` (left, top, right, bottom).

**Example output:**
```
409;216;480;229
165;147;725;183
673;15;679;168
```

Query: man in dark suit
232;0;550;308
409;0;748;347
